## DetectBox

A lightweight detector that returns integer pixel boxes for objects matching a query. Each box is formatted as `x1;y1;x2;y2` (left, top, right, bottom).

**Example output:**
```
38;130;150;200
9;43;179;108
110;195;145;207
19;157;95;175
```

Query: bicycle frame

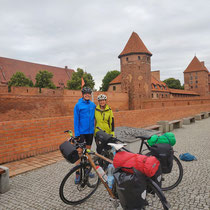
138;139;151;154
85;150;116;199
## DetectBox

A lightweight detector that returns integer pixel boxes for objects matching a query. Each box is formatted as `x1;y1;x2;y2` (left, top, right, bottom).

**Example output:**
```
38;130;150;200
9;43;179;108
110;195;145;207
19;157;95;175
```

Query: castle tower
118;32;152;109
184;56;209;96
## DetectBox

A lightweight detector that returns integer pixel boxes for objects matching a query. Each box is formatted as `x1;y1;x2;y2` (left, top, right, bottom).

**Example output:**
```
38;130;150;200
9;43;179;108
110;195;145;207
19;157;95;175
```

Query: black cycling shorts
79;134;94;146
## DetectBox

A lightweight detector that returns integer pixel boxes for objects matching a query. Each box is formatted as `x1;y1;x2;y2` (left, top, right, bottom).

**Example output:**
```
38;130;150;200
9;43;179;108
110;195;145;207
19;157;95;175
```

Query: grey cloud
0;0;210;89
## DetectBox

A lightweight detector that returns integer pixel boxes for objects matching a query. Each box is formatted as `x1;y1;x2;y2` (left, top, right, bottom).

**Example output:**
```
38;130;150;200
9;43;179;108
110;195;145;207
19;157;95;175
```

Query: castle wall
0;86;129;121
1;102;210;164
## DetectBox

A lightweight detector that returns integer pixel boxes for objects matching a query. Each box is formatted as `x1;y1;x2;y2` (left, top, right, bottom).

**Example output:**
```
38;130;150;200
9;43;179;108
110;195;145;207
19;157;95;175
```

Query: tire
161;155;183;191
146;152;183;191
145;179;170;210
59;164;100;205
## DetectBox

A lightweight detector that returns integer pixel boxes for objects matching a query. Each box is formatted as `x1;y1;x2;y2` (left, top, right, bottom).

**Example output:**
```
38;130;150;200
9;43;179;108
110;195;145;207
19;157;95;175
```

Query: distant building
0;56;74;88
184;56;210;96
108;32;205;102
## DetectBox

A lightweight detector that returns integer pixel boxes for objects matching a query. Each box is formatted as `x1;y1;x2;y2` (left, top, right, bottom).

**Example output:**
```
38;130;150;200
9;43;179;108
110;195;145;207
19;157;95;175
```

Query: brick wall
0;116;73;164
0;87;129;121
1;103;210;164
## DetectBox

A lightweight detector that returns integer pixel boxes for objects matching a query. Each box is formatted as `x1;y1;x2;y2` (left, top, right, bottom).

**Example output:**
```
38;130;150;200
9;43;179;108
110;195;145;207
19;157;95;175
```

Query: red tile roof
169;88;199;95
151;76;169;92
184;56;209;73
118;32;152;58
109;74;121;84
0;57;74;87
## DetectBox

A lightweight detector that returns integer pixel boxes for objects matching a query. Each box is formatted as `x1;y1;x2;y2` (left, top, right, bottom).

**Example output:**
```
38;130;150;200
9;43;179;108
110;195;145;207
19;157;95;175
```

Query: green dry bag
147;132;176;146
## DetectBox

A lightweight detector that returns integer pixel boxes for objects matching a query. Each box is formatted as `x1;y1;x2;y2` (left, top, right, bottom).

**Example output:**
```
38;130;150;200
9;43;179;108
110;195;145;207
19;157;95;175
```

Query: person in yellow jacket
95;94;115;137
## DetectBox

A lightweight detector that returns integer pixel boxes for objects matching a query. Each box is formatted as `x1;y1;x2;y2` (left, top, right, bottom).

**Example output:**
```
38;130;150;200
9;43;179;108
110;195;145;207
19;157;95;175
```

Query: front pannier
95;130;115;153
150;143;174;174
113;167;147;210
59;141;79;163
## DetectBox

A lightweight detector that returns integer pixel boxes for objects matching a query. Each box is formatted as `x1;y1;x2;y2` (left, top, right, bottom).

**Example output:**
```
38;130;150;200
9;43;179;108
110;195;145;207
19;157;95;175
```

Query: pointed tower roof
184;56;209;73
118;32;152;58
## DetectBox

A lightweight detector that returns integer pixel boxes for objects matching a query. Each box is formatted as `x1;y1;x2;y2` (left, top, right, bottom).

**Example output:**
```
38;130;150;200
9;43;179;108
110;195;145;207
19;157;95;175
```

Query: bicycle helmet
97;94;107;101
82;87;92;94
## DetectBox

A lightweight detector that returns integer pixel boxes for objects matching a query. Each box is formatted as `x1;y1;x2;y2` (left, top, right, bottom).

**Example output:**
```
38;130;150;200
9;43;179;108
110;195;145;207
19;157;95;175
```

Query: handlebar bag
113;151;160;177
150;143;174;174
95;130;115;153
113;167;147;210
59;141;79;163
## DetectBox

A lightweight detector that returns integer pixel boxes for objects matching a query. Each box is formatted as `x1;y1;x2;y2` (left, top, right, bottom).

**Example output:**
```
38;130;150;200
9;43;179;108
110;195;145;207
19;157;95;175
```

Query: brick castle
0;32;210;164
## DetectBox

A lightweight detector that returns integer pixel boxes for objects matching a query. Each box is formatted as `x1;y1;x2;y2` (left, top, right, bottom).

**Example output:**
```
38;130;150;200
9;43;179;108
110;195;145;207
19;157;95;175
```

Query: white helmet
97;94;107;101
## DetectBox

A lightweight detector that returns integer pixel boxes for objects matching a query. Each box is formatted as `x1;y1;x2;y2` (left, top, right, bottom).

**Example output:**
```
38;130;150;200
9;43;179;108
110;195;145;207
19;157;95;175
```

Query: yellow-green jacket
95;104;115;136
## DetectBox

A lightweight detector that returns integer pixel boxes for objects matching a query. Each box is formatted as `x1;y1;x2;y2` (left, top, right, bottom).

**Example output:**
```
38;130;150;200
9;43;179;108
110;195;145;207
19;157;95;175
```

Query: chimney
201;61;205;66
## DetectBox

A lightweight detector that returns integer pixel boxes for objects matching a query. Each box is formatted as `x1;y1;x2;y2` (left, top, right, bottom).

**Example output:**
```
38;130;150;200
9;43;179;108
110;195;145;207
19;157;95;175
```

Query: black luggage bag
150;143;174;174
59;141;79;163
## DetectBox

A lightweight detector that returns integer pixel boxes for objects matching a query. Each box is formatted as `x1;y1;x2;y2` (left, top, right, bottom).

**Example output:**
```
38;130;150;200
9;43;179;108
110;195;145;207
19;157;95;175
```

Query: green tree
35;70;56;89
67;68;95;90
163;78;183;89
100;70;120;91
8;72;33;89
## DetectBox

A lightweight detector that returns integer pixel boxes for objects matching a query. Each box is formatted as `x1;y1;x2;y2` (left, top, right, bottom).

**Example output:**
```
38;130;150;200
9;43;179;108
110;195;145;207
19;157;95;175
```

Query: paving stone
0;118;210;209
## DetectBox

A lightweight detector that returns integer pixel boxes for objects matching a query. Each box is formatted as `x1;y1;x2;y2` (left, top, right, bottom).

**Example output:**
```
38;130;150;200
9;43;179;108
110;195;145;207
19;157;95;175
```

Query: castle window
126;57;129;61
147;57;150;62
190;76;193;80
152;93;154;98
138;56;141;60
195;85;198;88
196;80;198;83
113;86;116;91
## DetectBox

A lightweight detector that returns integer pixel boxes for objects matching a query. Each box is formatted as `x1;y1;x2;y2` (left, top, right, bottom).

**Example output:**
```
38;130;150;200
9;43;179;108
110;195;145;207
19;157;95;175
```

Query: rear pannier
59;141;79;163
150;143;174;174
113;167;147;210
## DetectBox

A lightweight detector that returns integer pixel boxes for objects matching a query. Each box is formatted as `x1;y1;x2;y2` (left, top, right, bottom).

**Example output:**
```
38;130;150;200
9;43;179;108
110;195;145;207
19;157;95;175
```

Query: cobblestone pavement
1;118;210;209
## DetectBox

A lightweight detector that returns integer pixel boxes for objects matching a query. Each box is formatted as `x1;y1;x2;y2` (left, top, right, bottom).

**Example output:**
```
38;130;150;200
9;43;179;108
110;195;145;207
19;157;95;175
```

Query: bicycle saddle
135;134;153;140
107;143;127;151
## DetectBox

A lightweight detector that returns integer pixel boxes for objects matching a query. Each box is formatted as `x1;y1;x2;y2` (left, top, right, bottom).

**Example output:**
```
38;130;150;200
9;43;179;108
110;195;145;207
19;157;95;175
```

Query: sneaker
75;173;80;184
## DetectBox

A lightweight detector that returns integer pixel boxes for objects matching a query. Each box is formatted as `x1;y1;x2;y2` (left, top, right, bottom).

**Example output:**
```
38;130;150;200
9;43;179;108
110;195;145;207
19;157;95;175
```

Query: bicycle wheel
145;179;170;210
59;164;100;205
161;155;183;191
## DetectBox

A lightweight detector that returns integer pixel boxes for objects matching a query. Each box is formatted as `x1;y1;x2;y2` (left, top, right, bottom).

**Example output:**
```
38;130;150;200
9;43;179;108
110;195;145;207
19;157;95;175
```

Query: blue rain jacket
74;98;96;137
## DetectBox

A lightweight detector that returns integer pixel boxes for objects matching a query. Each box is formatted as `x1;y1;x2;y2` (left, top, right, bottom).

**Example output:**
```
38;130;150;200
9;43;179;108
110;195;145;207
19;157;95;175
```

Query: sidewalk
1;118;210;209
2;150;63;177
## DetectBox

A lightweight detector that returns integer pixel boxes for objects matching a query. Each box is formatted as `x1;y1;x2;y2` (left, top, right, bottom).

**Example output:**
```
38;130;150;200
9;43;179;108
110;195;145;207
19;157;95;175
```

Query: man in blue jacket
74;86;96;183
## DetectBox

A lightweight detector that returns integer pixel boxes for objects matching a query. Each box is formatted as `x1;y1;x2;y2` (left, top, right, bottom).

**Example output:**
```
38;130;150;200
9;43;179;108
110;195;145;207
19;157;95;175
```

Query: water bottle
111;147;116;156
107;164;115;189
96;166;107;182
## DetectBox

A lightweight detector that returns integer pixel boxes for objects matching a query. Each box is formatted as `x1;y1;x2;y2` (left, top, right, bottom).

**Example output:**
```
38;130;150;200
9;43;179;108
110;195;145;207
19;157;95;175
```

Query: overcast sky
0;0;210;89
